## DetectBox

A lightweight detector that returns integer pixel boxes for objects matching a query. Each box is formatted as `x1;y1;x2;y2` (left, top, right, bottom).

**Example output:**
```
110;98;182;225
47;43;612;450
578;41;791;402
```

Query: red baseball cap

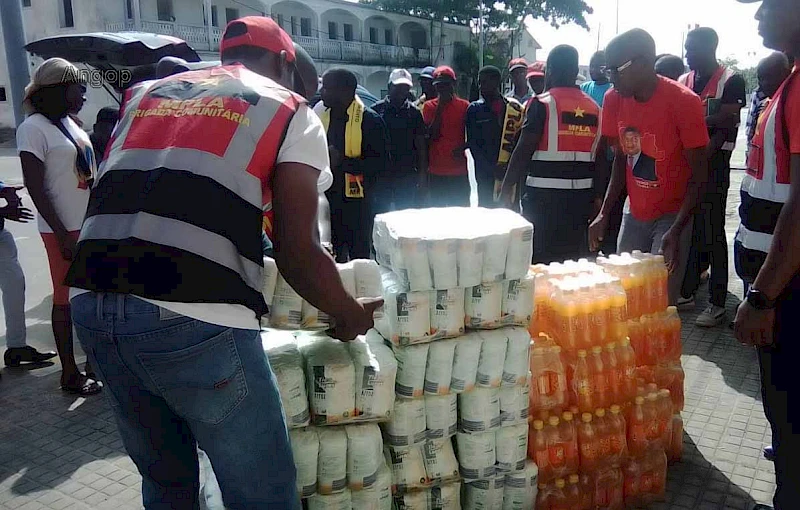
526;61;546;79
508;58;528;72
432;66;456;84
220;16;296;63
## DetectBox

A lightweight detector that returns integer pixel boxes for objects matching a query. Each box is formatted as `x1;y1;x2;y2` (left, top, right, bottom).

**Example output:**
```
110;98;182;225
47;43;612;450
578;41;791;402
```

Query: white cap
389;68;413;87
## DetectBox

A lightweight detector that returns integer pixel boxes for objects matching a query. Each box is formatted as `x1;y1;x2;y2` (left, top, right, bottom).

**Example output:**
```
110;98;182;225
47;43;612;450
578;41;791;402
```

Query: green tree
720;56;758;95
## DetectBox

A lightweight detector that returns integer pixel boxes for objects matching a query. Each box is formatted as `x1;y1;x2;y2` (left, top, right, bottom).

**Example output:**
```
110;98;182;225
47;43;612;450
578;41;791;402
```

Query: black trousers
426;174;471;208
681;184;729;307
758;282;800;509
522;186;592;264
328;197;373;263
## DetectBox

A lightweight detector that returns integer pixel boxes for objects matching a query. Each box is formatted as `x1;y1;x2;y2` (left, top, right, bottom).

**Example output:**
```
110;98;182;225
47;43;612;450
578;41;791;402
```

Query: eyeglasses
602;58;637;79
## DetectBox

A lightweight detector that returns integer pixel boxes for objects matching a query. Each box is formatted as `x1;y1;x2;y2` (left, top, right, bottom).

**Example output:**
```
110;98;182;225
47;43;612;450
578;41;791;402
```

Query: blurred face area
511;67;528;89
684;35;713;71
622;130;642;156
389;83;411;104
420;77;435;97
528;76;545;95
589;55;607;82
755;0;800;52
479;72;501;99
66;83;87;114
758;62;790;97
320;74;354;110
434;80;454;100
605;47;645;98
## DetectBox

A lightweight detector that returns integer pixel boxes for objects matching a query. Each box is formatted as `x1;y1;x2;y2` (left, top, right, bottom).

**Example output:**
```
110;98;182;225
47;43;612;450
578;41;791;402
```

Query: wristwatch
746;288;777;310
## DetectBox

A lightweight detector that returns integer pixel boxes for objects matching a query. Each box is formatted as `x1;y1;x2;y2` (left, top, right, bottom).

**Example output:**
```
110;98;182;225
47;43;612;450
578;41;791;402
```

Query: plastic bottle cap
569;474;580;484
605;342;617;350
562;411;573;421
548;416;560;426
577;350;588;358
635;396;645;405
555;479;566;489
667;306;678;313
591;346;603;355
610;405;621;414
581;413;593;423
595;408;606;418
647;393;658;402
533;420;544;429
659;389;671;398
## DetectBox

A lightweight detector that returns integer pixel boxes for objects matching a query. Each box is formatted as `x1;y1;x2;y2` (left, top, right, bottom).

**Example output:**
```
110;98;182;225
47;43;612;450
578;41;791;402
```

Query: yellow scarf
494;98;524;201
321;97;364;159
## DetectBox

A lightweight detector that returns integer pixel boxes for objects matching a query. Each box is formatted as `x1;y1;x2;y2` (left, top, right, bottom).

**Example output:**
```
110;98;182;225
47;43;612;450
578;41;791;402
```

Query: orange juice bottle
652;448;668;501
560;285;581;352
591;280;611;345
608;405;628;465
589;346;608;409
549;346;568;410
574;350;594;412
627;396;648;457
669;413;684;462
639;452;655;505
603;342;621;406
547;415;567;477
576;284;594;351
640;315;657;366
623;457;642;508
665;306;682;362
617;339;637;401
536;482;550;509
657;389;674;448
594;408;612;467
608;277;628;340
530;419;552;482
561;411;580;473
644;393;660;447
608;468;625;510
578;412;599;472
580;473;594;509
530;346;548;412
551;478;569;510
627;318;643;366
566;474;584;510
653;255;669;310
618;262;638;320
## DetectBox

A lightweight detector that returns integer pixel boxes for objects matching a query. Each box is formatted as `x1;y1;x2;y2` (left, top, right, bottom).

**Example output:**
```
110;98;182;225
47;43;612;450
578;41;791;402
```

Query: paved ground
0;151;775;509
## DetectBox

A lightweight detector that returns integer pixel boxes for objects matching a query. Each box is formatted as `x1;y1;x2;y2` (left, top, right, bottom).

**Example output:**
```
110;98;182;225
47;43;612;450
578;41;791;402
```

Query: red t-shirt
423;97;469;176
601;76;710;221
784;68;800;155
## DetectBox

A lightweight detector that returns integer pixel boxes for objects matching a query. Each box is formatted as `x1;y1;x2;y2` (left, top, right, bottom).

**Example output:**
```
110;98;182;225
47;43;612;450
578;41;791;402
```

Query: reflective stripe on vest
679;66;735;101
735;71;797;255
531;88;601;163
77;65;301;314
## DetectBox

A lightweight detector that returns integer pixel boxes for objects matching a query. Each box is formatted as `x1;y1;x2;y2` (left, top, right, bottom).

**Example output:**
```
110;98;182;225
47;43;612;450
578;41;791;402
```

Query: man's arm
672;146;709;232
752;155;800;299
427;101;447;141
19;153;69;239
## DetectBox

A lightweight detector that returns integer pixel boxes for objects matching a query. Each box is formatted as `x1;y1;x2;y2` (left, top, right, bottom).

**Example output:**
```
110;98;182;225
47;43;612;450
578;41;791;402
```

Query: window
384;29;393;45
59;0;74;27
225;7;239;24
211;5;218;27
23;0;31;7
343;23;353;42
328;21;337;40
300;18;311;37
125;0;132;18
369;27;378;44
276;13;284;29
0;87;6;102
290;16;297;35
156;0;174;22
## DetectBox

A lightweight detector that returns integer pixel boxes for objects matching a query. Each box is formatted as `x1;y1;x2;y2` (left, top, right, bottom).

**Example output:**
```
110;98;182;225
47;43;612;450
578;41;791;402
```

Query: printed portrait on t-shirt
621;126;657;182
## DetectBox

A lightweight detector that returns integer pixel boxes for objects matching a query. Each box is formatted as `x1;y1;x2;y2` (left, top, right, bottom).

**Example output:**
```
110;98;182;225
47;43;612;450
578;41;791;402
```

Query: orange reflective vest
679;66;735;102
529;87;601;163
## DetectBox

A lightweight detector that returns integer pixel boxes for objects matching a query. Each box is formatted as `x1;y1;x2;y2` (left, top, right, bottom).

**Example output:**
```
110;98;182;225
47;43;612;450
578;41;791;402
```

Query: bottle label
580;442;596;461
577;379;592;396
549;444;566;467
631;424;646;446
599;437;611;455
610;434;624;453
641;473;654;493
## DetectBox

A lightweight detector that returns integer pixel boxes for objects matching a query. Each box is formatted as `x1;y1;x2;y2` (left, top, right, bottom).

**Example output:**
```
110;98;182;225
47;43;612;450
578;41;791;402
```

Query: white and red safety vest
679;66;736;102
529;87;601;164
735;70;798;279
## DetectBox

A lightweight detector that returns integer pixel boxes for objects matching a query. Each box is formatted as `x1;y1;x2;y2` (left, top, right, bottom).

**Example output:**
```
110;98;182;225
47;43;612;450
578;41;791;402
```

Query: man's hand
0;205;34;223
328;145;342;168
734;300;775;347
0;185;23;206
57;233;77;261
588;213;610;252
329;297;384;342
659;227;682;273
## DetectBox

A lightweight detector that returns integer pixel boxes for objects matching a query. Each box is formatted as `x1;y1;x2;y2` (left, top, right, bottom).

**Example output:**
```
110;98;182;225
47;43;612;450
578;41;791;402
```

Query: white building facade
0;0;471;127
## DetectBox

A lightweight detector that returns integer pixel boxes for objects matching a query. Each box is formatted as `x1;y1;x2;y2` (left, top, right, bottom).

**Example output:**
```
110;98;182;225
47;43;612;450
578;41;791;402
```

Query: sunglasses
602;57;640;79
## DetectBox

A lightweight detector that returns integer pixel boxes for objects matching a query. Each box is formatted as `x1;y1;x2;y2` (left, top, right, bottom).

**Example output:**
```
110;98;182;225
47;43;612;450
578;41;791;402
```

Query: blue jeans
71;292;299;510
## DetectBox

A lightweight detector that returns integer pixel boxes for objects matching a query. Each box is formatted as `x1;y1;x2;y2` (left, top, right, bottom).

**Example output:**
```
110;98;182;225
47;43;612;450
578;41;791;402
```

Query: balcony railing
105;20;222;52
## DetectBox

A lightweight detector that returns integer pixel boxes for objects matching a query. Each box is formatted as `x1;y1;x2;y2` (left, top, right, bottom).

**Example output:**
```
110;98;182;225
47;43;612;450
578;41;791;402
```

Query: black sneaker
4;346;57;367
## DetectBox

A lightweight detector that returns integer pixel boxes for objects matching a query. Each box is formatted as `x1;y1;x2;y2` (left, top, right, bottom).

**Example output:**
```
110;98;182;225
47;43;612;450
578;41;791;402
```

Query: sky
525;0;771;68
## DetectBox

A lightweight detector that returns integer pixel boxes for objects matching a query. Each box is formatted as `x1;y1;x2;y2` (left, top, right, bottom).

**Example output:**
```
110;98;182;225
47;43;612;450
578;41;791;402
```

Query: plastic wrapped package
422;438;460;484
429;482;462;510
499;375;530;426
385;445;430;492
504;215;534;281
394;490;430;510
262;256;279;307
502;461;539;510
401;237;434;291
289;428;318;498
269;272;304;328
465;283;503;329
458;236;485;288
495;424;528;473
377;270;433;346
317;427;347;494
456;432;497;480
338;261;358;297
352;259;383;299
302;337;356;425
393;343;429;398
501;273;535;327
349;336;397;419
346;424;384;490
501;328;531;387
463;476;505;510
425;394;457;439
383;397;427;447
450;333;483;393
476;330;509;388
458;387;501;433
483;232;510;283
428;238;459;289
424;340;457;395
301;301;330;330
430;289;466;339
351;461;393;510
307;489;351;510
262;330;309;428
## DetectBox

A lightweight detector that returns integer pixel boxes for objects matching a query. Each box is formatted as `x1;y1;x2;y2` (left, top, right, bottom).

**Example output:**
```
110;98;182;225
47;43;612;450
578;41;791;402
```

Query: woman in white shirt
17;58;100;396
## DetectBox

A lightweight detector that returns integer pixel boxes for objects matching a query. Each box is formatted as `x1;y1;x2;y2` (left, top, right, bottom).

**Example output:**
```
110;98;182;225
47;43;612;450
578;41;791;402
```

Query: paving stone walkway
0;172;775;510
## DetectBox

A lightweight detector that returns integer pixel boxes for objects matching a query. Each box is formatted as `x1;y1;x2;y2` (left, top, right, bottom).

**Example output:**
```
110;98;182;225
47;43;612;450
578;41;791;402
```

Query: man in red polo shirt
589;28;710;305
422;66;470;207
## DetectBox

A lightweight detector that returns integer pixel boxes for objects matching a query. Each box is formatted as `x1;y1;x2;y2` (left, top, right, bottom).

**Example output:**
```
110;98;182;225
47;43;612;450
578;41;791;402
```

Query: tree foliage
721;57;758;95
